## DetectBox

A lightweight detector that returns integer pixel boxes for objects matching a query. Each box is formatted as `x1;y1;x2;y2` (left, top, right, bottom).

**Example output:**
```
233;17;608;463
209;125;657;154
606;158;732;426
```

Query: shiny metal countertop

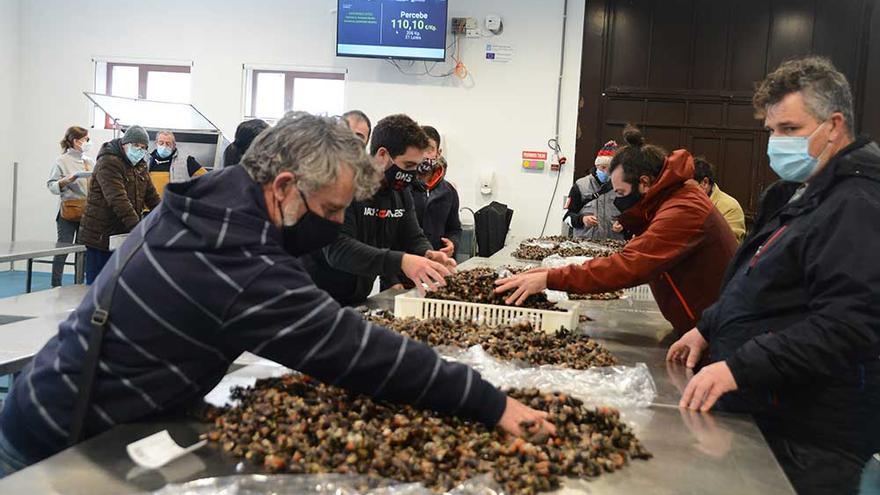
0;241;86;263
0;253;795;494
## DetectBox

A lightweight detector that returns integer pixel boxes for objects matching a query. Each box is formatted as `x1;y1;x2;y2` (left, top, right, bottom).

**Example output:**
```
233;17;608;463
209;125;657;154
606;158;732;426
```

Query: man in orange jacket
496;126;737;337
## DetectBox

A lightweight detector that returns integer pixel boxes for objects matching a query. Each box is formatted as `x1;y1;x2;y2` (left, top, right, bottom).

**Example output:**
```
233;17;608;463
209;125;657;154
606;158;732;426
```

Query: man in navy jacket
668;57;880;495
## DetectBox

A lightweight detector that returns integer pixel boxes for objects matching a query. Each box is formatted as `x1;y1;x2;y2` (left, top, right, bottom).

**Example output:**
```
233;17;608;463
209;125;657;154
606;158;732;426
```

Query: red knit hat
595;140;618;166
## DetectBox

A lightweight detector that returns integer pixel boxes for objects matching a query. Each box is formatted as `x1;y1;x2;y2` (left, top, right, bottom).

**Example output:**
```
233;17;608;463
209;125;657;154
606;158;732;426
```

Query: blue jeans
0;427;29;478
85;247;112;285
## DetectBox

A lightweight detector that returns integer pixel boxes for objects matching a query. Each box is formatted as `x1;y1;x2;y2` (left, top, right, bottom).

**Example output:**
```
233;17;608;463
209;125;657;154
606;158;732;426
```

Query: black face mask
385;163;415;191
280;188;342;257
613;186;642;213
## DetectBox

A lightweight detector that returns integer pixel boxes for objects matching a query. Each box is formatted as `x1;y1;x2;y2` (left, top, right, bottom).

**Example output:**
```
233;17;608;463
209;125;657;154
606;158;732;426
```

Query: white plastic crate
393;292;581;333
623;284;654;301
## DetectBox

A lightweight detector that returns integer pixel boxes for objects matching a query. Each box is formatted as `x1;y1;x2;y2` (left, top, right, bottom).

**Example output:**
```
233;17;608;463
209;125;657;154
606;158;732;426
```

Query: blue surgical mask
156;145;173;159
125;145;147;165
596;169;609;183
767;122;830;183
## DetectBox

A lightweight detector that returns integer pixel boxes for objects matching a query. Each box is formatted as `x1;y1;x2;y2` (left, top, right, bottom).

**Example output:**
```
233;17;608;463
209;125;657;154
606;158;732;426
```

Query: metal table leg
25;259;33;293
74;251;85;284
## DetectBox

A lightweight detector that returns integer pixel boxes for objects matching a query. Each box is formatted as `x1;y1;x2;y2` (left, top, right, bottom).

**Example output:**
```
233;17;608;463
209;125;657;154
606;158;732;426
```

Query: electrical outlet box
486;15;502;31
466;28;480;38
451;17;467;34
451;17;478;34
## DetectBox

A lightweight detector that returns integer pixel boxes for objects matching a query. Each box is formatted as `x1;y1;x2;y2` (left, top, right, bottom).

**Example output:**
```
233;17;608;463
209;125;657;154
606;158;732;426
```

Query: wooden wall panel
647;0;694;90
691;0;730;91
576;0;878;218
607;0;652;88
728;0;771;92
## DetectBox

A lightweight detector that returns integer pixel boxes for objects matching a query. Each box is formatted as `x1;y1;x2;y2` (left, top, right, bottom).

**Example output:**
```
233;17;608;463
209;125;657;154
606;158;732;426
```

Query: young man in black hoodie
0;113;552;475
303;115;457;305
668;57;880;495
410;126;461;258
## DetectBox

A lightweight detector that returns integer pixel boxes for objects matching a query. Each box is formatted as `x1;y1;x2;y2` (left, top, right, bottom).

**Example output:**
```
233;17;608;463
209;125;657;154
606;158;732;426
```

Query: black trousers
766;435;871;495
52;214;80;287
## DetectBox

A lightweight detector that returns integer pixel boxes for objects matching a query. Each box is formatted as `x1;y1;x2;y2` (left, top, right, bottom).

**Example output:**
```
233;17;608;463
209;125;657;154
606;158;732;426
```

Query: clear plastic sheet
521;240;557;249
440;345;656;409
540;254;591;268
148;473;502;495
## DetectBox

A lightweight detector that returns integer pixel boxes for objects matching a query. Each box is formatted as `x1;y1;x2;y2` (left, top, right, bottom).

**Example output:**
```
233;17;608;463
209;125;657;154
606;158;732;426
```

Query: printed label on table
126;430;206;470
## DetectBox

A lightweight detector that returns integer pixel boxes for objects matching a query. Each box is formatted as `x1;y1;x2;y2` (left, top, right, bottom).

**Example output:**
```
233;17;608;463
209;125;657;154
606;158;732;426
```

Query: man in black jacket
303;115;456;305
411;126;461;258
668;57;880;495
0;113;552;475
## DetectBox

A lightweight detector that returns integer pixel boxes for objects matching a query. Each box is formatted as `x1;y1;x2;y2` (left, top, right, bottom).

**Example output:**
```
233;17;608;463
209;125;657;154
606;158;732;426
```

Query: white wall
0;0;21;245
10;0;584;266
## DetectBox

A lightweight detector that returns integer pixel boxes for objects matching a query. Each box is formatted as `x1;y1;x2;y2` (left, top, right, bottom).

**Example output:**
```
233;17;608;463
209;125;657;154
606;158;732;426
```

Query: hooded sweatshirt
0;165;506;464
411;165;462;252
547;150;738;335
302;184;433;305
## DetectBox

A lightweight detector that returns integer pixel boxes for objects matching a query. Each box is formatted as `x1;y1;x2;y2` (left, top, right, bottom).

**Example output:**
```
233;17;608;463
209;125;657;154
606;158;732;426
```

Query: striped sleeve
222;259;507;427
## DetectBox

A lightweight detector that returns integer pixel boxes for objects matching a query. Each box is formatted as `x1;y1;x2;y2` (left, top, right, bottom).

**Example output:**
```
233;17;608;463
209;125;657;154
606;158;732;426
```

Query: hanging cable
540;138;566;237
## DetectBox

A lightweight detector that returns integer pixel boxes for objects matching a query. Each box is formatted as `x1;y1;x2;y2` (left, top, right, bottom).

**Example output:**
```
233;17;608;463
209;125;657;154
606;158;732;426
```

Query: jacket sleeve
720;202;746;243
547;197;710;293
323;204;406;278
696;302;720;342
144;169;162;210
725;190;880;390
444;188;462;250
223;260;508;427
95;159;141;231
399;191;433;256
47;160;64;196
565;184;586;229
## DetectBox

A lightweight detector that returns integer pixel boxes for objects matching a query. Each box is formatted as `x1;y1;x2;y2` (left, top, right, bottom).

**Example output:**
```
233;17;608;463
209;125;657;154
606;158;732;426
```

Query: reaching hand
425;250;457;270
612;221;624;233
439;237;455;257
582;215;599;227
493;271;549;306
497;396;557;438
679;361;738;412
666;327;709;369
401;254;451;295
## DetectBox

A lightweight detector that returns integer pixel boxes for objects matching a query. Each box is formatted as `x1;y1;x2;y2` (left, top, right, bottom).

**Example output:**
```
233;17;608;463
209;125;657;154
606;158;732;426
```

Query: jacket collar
778;137;880;220
618;149;694;231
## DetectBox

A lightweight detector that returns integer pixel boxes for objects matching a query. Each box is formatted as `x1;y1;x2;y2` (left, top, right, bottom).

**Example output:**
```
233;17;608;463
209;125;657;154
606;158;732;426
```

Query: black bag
473;201;513;257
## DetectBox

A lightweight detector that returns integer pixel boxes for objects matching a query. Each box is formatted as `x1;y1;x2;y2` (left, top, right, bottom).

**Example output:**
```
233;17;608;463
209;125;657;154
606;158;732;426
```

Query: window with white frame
94;60;192;128
243;67;346;122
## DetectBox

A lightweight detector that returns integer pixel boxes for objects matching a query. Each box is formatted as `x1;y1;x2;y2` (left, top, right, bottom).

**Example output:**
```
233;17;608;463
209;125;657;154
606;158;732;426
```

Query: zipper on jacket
662;272;696;322
746;225;789;275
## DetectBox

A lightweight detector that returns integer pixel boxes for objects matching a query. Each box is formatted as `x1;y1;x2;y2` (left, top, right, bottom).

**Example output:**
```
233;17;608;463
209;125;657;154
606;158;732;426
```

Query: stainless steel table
0;312;71;375
0;284;87;317
0;260;796;493
0;241;87;291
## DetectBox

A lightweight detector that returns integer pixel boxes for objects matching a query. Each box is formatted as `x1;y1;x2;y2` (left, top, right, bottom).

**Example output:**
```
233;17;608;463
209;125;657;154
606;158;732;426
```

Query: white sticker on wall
485;43;515;63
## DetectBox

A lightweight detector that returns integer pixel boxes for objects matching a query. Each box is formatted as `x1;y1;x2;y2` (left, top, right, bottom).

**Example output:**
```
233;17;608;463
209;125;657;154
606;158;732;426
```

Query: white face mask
80;141;93;153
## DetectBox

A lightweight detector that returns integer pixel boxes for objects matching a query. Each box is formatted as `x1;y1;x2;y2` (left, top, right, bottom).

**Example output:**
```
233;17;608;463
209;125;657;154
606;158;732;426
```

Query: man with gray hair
668;56;880;494
148;129;207;199
0;112;552;474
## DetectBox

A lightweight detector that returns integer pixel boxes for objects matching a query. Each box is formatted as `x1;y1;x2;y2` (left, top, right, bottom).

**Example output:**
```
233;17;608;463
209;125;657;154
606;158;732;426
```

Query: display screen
337;0;449;61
